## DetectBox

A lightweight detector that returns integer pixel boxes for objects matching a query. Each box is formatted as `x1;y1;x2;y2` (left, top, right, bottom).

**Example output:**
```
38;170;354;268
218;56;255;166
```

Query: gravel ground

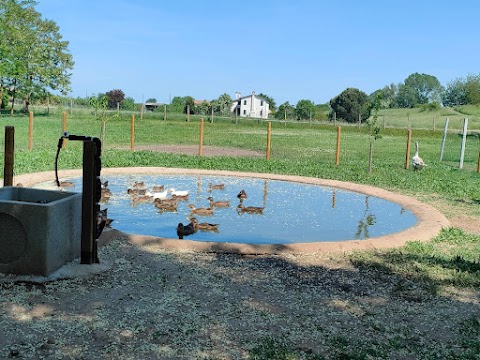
1;233;479;359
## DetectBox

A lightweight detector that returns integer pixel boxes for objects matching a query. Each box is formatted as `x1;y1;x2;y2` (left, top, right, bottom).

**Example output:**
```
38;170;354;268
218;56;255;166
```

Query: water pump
55;132;103;264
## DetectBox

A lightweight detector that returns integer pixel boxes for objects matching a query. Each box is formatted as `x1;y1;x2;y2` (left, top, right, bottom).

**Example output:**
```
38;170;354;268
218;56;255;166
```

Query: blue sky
36;0;480;106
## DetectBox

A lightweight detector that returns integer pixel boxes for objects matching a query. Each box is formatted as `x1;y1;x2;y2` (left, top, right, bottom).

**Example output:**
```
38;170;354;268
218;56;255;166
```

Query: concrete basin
0;187;82;276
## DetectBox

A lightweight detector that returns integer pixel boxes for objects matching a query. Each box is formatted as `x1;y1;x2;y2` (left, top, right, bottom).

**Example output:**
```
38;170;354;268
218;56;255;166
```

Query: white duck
168;188;189;197
412;141;427;170
145;188;169;200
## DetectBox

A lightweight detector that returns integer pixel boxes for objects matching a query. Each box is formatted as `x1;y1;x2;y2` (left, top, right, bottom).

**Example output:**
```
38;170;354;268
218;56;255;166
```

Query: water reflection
355;196;377;239
68;175;417;245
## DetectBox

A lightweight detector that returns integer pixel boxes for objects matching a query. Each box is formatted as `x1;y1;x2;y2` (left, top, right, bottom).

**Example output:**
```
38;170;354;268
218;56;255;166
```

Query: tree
215;93;233;116
395;73;443;107
0;0;74;112
122;97;136;110
295;99;315;120
169;96;184;113
184;96;195;114
442;78;467;106
329;88;371;123
370;83;398;109
275;102;295;120
464;74;480;105
145;98;157;103
105;89;125;109
366;93;382;173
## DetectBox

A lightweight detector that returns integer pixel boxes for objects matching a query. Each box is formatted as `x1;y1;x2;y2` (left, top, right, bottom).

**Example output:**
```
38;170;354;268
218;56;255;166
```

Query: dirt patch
1;236;478;359
450;215;480;234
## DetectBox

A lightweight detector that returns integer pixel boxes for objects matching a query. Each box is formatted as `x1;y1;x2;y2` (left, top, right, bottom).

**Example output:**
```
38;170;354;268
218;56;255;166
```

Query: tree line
0;0;73;113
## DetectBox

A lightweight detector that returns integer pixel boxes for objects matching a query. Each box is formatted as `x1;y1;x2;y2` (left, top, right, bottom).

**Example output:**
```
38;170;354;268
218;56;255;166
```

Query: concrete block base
0;187;82;276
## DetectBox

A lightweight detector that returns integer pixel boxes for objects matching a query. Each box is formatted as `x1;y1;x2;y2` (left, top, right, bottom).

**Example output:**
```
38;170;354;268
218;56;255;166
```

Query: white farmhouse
231;91;269;119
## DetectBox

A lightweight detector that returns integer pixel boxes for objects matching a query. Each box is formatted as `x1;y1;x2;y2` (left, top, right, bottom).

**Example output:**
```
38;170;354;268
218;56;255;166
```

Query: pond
67;174;417;245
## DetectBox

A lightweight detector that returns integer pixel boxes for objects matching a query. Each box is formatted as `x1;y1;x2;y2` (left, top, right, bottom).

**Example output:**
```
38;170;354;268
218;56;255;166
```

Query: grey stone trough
0;186;82;276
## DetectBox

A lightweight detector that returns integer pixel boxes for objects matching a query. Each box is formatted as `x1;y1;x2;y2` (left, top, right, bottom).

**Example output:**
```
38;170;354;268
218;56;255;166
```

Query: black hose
54;137;63;187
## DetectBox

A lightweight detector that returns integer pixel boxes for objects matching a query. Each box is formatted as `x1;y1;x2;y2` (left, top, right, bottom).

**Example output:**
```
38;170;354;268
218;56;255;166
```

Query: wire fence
1;108;480;177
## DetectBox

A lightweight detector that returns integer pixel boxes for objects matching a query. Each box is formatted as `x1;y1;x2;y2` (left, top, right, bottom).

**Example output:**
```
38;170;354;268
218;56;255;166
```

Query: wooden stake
131;114;135;152
199;118;204;157
439;117;449;161
405;128;412;170
266;121;271;160
28;111;33;151
335;126;341;165
459;118;468;169
4;126;14;186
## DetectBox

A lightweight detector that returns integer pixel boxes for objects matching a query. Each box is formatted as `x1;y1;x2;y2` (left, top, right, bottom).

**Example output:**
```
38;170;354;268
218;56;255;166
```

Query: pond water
68;175;417;245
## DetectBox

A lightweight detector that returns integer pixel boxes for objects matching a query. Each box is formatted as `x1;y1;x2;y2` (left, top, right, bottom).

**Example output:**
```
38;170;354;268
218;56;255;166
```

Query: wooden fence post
439;117;449;161
335;126;341;165
62;111;67;148
266;121;271;160
477;147;480;174
28;111;33;151
459;118;468;169
405;128;412;170
4;126;14;186
199;118;204;157
131;114;135;152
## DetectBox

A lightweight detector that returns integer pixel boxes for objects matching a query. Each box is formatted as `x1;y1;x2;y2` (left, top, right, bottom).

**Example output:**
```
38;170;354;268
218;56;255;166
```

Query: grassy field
1;107;480;359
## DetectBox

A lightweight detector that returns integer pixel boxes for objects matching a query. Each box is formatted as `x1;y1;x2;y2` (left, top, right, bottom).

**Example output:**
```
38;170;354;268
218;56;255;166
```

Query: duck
169;188;189;197
131;194;153;204
237;189;248;202
154;198;178;212
208;183;225;191
237;203;264;214
176;221;196;239
96;208;114;238
127;188;147;195
190;217;219;232
133;181;145;189
207;196;230;208
188;203;214;216
412;141;427;170
101;180;112;198
145;189;169;200
152;185;165;192
153;197;178;205
171;193;189;201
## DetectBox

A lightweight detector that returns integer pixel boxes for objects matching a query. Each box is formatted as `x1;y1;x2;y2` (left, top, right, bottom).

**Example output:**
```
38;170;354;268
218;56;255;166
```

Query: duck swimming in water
176;221;196;239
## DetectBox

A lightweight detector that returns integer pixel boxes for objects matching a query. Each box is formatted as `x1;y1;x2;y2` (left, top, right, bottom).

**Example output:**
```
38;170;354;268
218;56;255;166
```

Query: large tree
395;73;443;107
0;0;74;112
295;99;315;120
329;88;371;123
106;89;125;109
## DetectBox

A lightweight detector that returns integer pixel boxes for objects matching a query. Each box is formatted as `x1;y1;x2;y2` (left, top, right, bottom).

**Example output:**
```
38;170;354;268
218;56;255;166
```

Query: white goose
412;141;427;170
